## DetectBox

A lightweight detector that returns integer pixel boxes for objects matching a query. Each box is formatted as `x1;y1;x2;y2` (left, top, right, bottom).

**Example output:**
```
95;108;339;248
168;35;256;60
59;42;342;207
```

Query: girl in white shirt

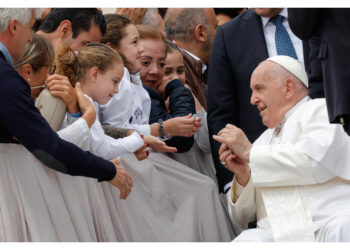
57;42;149;161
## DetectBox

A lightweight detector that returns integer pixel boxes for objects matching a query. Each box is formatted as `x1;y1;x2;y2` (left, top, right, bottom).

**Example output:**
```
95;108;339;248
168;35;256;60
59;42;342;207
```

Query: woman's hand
163;114;196;137
75;82;96;128
192;115;202;132
46;74;79;113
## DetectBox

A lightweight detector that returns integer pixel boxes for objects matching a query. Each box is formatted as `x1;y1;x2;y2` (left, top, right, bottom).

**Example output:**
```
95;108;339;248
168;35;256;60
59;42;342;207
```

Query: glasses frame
32;63;56;75
29;64;55;90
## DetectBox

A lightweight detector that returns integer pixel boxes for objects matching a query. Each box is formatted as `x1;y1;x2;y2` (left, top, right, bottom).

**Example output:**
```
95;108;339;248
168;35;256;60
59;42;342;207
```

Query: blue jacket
143;79;195;152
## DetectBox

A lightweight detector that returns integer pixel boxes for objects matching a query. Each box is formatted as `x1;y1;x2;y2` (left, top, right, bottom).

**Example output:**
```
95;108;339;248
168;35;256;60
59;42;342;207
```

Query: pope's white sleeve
250;143;335;187
227;177;255;230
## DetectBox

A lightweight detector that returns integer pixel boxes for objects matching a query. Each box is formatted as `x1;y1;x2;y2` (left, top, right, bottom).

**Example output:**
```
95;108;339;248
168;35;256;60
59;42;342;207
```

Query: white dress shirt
260;8;305;68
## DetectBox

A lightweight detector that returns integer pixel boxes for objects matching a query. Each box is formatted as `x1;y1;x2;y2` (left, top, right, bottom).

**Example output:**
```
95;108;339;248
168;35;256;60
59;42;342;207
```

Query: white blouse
98;67;152;136
64;95;144;160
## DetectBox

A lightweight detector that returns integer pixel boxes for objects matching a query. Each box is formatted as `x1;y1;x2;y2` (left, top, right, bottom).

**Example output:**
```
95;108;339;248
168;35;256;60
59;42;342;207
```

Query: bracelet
69;111;82;118
158;119;165;139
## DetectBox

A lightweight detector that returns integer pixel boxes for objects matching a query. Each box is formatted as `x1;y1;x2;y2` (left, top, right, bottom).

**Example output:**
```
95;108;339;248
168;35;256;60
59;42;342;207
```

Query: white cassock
227;96;350;242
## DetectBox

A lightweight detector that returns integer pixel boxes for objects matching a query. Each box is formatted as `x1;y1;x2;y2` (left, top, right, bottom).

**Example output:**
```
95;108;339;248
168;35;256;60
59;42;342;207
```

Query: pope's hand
213;124;252;163
218;143;250;186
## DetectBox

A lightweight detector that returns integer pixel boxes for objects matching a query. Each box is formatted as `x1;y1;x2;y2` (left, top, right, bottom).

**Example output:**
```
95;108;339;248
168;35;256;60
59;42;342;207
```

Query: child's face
139;39;166;91
164;50;185;84
118;24;143;73
92;61;124;104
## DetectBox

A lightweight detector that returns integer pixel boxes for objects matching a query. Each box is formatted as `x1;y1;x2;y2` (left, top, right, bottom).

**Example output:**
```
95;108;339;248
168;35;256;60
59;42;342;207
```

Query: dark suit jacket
288;8;350;125
207;9;311;193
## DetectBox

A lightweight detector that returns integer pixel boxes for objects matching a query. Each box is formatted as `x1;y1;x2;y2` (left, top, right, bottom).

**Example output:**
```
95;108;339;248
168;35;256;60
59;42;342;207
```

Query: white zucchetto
267;55;309;88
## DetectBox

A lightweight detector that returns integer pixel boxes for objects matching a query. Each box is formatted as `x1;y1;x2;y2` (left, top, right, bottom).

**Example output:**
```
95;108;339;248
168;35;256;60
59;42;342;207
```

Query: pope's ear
284;78;296;100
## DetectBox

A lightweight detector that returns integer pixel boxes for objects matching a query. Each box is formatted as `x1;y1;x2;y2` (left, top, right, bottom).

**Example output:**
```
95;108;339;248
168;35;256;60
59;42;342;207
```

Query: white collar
261;8;288;28
281;95;310;126
184;49;207;74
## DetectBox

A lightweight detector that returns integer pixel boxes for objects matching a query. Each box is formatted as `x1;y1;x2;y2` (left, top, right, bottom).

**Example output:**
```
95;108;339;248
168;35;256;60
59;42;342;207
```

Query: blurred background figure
115;8;148;24
214;8;247;26
288;8;350;136
142;8;165;35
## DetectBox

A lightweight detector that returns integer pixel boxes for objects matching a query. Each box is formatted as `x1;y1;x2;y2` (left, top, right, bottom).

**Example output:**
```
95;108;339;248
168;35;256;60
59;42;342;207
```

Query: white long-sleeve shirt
64;95;144;160
98;67;152;136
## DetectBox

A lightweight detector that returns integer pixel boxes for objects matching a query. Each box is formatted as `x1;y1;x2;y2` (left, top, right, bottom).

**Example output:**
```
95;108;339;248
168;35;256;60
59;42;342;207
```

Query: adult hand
218;143;250;186
46;74;79;113
134;144;149;161
109;157;133;199
115;8;148;24
164;114;195;137
75;82;96;128
193;115;202;132
144;135;177;153
213;124;252;163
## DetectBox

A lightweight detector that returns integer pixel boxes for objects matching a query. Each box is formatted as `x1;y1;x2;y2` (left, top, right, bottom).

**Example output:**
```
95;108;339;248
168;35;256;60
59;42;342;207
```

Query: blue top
143;79;195;153
0;42;13;65
0;51;116;181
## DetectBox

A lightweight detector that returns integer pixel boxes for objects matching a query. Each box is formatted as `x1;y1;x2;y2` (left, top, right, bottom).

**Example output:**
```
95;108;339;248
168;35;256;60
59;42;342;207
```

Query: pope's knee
233;228;274;242
323;214;350;242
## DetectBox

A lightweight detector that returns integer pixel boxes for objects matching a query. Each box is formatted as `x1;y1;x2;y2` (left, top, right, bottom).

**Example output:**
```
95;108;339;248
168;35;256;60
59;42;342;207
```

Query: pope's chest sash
260;115;315;241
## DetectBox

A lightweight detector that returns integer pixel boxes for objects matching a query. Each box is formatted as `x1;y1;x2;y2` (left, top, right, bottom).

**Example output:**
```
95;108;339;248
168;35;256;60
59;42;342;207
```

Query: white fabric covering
0;119;118;241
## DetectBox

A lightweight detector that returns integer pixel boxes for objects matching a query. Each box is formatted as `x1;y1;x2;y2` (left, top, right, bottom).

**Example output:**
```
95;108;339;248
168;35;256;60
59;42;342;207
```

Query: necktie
270;15;298;60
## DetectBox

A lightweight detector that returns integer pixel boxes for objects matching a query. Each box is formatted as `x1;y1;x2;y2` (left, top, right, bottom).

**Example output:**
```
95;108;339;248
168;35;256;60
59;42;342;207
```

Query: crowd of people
0;7;349;242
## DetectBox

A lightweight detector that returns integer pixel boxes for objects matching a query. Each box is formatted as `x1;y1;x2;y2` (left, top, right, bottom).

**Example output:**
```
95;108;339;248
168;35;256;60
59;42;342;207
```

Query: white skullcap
266;55;309;88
